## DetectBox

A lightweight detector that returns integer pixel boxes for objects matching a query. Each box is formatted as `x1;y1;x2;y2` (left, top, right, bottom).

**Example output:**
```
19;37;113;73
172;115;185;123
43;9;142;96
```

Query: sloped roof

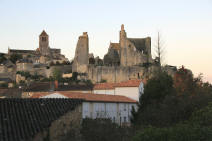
116;79;146;87
93;83;116;90
0;98;82;141
40;30;48;36
93;79;146;89
31;91;137;103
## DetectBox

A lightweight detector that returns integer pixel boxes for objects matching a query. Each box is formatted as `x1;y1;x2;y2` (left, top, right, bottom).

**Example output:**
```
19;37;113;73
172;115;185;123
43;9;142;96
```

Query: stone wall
88;65;153;83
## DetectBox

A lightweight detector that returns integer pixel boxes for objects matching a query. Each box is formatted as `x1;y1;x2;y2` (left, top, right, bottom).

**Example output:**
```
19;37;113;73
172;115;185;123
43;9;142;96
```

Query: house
0;98;82;141
93;79;146;101
22;82;93;98
114;79;145;101
93;83;116;95
31;91;138;125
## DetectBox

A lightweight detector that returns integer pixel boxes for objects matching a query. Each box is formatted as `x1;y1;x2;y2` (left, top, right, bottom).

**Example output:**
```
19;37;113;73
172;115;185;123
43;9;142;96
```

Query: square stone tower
39;30;50;56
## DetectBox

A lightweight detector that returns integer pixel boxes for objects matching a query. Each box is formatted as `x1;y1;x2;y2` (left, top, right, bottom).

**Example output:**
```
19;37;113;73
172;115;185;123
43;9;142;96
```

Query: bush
81;118;132;141
133;124;212;141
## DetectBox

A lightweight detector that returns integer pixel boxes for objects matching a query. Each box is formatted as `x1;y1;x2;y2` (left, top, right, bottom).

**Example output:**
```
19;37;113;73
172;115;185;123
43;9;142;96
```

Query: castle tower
119;24;127;66
39;30;50;56
72;32;89;73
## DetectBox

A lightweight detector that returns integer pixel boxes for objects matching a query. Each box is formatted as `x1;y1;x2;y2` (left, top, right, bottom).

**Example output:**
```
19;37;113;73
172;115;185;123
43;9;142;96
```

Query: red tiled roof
93;83;116;90
31;91;137;103
93;79;146;89
116;79;144;87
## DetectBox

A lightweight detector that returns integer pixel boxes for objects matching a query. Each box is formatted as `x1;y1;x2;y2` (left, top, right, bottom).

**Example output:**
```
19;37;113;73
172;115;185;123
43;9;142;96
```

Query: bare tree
155;31;165;67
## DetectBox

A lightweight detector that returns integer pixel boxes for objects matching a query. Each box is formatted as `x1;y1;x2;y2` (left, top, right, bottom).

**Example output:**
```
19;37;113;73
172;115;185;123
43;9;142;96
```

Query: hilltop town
0;25;176;90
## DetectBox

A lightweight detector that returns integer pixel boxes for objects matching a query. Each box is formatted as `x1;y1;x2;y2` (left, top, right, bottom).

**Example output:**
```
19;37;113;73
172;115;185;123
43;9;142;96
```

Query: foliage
52;68;62;81
0;54;7;64
189;102;212;127
81;118;133;141
71;72;78;81
0;83;8;88
133;124;212;141
9;54;22;63
139;71;174;108
100;79;107;83
16;71;31;79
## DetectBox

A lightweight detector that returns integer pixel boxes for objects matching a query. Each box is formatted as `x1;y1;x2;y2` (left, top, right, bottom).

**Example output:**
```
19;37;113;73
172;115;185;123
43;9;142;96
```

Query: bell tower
39;30;50;56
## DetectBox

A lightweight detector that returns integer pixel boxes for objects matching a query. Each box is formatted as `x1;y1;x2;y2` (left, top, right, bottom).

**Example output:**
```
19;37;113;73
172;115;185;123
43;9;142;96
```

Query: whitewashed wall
115;87;139;101
82;102;137;125
93;89;115;95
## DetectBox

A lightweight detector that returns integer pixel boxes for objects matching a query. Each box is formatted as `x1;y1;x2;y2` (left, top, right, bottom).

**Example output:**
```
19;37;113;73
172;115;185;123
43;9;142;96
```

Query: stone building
72;25;156;83
8;30;67;65
30;91;137;125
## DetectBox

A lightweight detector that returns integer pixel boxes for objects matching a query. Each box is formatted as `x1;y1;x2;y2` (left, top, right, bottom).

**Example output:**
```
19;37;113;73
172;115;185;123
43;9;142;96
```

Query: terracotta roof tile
116;79;144;87
93;83;116;90
93;79;146;89
31;91;137;103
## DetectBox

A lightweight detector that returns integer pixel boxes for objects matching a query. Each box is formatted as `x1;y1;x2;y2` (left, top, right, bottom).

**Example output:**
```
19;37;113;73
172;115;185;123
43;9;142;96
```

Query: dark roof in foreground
0;98;82;141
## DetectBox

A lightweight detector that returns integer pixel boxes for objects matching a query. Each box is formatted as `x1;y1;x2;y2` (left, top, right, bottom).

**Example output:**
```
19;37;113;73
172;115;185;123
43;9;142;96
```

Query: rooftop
93;79;146;90
0;98;82;141
31;91;137;103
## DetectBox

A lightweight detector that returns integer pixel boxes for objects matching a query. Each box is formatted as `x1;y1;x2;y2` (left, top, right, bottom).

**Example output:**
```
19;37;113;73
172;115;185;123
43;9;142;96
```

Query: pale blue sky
0;0;212;82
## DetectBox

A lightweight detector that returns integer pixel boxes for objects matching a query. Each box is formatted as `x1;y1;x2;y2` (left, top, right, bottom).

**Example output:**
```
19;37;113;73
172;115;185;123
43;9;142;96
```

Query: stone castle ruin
0;25;176;84
72;25;161;83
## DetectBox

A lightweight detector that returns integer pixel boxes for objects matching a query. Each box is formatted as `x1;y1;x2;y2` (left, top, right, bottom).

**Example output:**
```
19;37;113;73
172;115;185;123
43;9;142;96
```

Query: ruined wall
88;66;149;83
72;32;89;73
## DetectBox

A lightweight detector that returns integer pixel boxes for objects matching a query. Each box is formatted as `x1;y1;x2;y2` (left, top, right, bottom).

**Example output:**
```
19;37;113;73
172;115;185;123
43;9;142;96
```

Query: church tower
39;30;50;56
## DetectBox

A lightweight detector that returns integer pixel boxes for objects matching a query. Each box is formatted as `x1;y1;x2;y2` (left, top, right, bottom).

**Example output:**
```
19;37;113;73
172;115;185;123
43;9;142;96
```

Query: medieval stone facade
72;25;157;83
8;30;68;65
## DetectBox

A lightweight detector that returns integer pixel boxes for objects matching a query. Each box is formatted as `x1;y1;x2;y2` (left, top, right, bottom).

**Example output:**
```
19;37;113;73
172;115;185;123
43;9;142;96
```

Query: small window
42;37;46;41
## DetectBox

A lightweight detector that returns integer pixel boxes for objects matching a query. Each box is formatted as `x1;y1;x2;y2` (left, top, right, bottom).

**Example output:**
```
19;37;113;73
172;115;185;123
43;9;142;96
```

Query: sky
0;0;211;82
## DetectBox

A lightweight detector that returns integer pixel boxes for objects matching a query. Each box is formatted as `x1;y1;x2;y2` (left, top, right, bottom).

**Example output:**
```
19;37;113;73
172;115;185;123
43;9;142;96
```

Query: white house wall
115;87;139;101
82;102;137;125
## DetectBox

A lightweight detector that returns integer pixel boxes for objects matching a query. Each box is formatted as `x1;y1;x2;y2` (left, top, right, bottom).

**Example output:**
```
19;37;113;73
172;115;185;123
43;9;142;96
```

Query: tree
0;54;7;63
52;68;62;81
9;54;22;64
139;71;174;108
133;124;212;141
155;32;165;67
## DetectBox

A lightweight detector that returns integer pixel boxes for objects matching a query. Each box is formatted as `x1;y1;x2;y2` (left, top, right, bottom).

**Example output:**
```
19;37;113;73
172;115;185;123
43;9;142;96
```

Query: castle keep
73;25;155;83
